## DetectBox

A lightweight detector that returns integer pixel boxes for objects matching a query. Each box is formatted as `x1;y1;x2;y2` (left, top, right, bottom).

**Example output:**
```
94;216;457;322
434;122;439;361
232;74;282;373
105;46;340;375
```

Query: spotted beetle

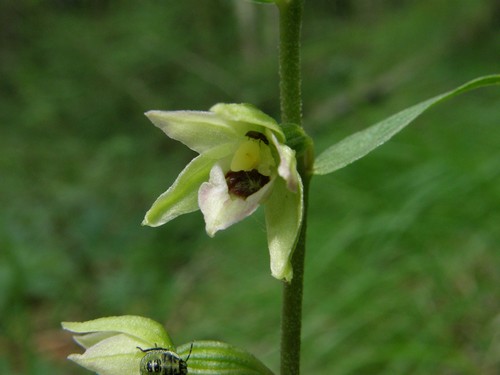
137;344;192;375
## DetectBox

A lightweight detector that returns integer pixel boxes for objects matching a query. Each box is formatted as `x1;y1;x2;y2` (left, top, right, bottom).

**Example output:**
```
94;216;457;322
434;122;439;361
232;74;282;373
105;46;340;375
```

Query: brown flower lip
225;169;271;198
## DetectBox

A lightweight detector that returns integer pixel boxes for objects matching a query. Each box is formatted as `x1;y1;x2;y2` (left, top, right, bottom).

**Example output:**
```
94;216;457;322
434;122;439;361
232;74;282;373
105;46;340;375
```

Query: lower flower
62;316;174;375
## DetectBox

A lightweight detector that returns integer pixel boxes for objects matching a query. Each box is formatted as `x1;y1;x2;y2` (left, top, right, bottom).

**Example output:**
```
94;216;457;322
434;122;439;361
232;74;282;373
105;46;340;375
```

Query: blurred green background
1;0;499;374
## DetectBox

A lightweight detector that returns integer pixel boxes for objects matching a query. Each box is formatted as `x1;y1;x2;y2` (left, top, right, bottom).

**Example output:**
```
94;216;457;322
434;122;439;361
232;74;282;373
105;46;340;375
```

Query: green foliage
1;0;499;374
314;75;500;175
252;0;277;4
178;341;274;375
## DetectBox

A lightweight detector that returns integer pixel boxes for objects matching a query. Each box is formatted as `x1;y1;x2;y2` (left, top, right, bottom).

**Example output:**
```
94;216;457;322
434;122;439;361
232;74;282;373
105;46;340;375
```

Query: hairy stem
280;175;309;375
278;0;304;126
277;1;308;374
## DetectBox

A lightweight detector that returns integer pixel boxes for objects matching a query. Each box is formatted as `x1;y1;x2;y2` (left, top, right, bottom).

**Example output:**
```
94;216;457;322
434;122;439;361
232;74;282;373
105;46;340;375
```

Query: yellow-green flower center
225;133;275;198
230;134;275;175
231;140;262;171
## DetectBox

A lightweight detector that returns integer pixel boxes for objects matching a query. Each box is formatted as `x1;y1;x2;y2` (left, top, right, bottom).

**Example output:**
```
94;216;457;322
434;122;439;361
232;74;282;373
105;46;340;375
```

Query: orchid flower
143;103;303;281
62;316;175;375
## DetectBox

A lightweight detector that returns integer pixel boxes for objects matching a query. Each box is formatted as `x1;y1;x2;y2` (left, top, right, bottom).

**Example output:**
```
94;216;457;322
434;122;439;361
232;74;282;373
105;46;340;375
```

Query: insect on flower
245;130;269;145
138;344;193;375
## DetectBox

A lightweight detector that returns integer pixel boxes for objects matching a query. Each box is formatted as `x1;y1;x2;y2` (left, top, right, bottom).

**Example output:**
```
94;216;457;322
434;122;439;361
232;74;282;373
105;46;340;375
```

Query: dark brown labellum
225;169;270;198
245;131;269;145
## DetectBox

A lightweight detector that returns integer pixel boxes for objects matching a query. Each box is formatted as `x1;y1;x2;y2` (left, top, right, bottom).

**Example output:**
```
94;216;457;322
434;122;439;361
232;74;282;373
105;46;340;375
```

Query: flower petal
271;134;299;193
145;110;240;154
73;331;117;349
68;333;143;375
211;103;285;142
264;175;303;281
143;145;233;227
62;315;173;348
199;164;274;236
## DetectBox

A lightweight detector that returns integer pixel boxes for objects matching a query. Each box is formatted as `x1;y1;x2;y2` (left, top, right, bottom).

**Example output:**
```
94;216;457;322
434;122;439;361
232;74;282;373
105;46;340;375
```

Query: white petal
270;134;299;193
68;334;143;375
199;164;274;236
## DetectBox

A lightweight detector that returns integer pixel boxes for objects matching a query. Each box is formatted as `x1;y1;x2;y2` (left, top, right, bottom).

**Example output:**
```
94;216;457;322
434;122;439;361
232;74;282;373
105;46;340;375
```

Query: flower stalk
278;0;304;126
277;0;310;374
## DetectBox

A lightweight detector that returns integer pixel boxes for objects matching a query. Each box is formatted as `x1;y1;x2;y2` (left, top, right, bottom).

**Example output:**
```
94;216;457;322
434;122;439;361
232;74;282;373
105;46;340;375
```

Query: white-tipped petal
68;334;142;375
271;134;299;193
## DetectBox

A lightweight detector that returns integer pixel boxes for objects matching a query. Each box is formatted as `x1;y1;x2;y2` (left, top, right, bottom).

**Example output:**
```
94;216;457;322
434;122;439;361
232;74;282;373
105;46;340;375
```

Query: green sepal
265;175;303;282
281;122;313;157
177;340;275;375
62;315;174;349
313;75;500;175
145;110;239;154
211;103;285;143
66;334;144;375
142;144;234;227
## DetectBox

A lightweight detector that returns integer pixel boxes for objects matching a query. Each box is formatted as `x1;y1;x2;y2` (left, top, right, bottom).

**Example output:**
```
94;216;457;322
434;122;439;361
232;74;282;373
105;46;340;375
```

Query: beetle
137;344;192;375
245;131;269;145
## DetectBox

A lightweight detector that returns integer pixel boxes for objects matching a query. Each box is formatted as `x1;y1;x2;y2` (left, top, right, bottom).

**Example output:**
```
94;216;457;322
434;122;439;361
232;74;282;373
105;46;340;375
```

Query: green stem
280;176;310;375
278;0;304;126
277;1;309;375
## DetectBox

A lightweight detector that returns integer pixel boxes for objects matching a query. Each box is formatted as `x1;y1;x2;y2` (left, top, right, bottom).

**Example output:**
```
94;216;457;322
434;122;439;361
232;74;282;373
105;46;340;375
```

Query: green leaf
177;341;275;375
313;75;500;175
251;0;276;4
